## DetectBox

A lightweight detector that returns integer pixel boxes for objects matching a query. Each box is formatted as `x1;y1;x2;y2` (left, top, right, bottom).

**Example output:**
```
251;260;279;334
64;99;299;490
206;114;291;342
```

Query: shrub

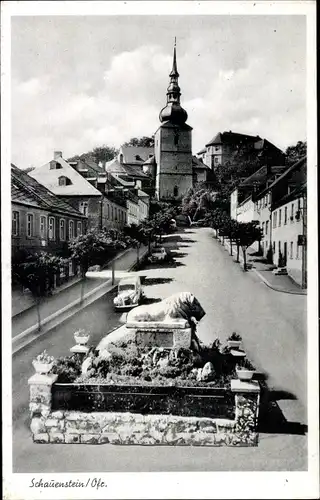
237;358;256;370
52;355;82;383
227;332;242;341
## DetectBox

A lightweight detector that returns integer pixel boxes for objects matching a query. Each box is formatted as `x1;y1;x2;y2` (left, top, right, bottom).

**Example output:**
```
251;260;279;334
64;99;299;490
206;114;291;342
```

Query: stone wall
28;374;260;446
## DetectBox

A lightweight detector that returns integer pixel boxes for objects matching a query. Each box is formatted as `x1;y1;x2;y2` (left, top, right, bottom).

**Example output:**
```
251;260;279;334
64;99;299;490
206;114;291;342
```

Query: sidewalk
218;236;307;295
246;247;307;295
12;245;147;339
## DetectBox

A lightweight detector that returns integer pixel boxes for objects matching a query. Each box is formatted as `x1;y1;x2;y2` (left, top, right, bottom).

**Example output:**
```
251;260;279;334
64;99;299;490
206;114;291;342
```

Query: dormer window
50;160;62;170
58;176;72;186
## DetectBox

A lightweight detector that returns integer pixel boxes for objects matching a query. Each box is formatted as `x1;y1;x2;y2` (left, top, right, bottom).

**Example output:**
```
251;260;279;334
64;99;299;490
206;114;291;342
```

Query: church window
173;185;179;197
174;129;179;146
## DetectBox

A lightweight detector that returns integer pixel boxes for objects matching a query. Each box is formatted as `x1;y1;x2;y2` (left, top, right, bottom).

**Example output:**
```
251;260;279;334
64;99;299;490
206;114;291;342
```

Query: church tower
154;40;193;201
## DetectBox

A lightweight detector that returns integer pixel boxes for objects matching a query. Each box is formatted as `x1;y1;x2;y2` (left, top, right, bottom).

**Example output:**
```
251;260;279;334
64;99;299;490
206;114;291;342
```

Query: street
12;228;307;472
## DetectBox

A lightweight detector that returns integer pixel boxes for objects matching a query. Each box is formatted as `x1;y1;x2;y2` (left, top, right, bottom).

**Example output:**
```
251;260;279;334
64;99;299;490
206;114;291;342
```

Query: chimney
54;151;62;160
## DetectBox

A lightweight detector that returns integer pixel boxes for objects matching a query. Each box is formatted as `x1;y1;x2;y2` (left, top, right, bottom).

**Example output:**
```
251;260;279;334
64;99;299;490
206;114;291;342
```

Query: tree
68;231;122;303
285;141;307;166
236;221;263;270
123;223;148;263
181;186;217;222
123;136;155;148
12;252;66;331
68;145;118;165
213;145;262;212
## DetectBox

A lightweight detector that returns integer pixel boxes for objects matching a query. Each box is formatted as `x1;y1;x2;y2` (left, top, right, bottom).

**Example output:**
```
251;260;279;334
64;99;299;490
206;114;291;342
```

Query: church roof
159;41;189;126
156;121;192;132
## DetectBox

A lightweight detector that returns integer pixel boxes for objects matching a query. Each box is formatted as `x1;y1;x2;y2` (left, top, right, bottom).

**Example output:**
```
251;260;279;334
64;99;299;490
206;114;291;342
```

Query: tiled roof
119;146;154;164
123;164;148;178
206;131;262;147
196;147;207;154
192;156;209;169
253;138;284;155
105;158;148;179
257;156;307;198
240;165;288;187
272;181;306;210
143;155;156;165
11;164;87;217
29;156;101;196
138;189;149;199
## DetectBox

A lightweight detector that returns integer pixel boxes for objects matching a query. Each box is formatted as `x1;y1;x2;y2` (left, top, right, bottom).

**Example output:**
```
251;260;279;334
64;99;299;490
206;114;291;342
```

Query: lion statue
127;291;205;326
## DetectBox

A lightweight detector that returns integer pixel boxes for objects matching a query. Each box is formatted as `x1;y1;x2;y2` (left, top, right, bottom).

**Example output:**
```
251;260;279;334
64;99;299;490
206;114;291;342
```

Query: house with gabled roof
29;151;128;231
230;156;307;287
67;156;129;231
11;163;87;257
197;130;285;170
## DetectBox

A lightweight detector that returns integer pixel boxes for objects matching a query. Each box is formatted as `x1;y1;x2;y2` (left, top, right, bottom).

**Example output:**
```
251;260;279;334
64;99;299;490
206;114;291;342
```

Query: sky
11;14;306;169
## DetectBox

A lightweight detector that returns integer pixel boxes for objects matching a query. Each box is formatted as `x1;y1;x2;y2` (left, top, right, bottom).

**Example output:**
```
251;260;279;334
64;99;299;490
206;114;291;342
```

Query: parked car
148;246;168;263
189;219;207;227
113;276;142;311
169;219;177;231
175;214;190;227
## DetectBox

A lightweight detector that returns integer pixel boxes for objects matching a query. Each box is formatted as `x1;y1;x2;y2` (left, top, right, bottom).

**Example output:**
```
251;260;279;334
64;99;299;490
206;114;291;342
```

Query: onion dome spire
169;37;179;78
159;38;188;125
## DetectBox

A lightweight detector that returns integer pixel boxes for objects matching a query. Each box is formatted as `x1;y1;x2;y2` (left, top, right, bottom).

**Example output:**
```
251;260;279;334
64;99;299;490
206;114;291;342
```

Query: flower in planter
74;329;88;337
33;350;55;364
237;358;255;370
74;329;90;345
236;358;256;381
227;332;242;342
226;332;242;351
32;350;55;374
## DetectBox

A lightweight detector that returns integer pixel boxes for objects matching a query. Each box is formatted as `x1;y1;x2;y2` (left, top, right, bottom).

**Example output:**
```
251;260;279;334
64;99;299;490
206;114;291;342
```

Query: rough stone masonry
28;374;260;446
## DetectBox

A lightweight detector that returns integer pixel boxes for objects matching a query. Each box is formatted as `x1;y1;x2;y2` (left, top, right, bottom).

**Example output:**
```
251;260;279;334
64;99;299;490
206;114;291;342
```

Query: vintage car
148;246;168;263
113;276;142;311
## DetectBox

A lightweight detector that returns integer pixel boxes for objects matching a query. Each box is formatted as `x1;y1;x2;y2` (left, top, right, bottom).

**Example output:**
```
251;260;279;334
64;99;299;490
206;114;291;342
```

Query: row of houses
12;148;153;259
230;156;307;288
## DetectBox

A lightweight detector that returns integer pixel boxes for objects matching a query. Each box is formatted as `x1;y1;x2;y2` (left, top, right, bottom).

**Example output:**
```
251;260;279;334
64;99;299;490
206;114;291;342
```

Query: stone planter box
28;374;260;446
51;383;236;419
